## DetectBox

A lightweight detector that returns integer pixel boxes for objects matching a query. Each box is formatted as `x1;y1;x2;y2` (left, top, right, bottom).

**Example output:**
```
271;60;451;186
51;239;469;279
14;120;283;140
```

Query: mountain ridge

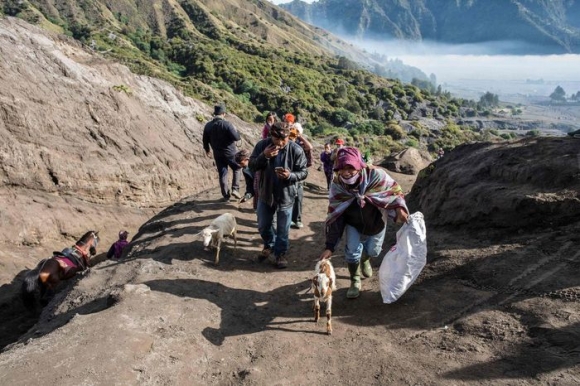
281;0;580;54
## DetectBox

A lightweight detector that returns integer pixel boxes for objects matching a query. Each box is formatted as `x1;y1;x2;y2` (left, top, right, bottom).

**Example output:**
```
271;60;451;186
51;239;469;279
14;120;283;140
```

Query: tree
550;86;566;103
479;91;499;108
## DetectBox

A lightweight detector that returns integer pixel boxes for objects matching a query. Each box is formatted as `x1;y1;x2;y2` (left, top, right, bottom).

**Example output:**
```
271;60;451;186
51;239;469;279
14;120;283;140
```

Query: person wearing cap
319;147;409;299
330;138;345;162
203;104;242;201
234;149;255;205
249;121;308;269
107;230;130;259
288;122;312;229
262;111;278;139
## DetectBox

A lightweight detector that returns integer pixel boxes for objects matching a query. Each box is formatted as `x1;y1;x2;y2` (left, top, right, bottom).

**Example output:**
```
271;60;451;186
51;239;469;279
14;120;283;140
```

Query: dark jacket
202;117;241;158
249;138;308;209
325;200;384;252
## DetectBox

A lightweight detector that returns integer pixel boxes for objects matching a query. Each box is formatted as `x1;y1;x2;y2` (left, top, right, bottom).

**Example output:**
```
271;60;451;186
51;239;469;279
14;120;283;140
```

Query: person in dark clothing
320;142;334;190
249;122;308;269
319;147;409;299
107;230;130;259
234;149;255;204
203;104;242;201
289;123;312;229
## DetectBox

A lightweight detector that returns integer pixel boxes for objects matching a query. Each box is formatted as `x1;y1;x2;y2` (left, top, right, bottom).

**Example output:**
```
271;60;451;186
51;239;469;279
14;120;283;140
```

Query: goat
198;213;237;265
312;259;336;335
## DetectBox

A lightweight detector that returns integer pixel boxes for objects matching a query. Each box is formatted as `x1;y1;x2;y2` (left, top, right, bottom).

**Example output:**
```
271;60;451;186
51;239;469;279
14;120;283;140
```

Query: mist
348;37;580;101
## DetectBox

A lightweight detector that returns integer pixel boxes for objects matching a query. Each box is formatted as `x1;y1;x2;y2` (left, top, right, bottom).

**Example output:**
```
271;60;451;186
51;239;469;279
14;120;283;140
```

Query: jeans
257;200;293;257
291;182;303;223
214;155;241;198
344;224;386;264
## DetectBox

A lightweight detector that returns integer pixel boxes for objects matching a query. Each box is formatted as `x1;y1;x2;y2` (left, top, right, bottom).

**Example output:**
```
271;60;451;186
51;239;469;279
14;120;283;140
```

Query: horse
21;231;99;309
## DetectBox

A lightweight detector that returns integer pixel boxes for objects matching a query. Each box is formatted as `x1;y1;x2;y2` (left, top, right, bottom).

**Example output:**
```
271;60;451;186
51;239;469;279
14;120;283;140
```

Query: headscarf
326;167;406;226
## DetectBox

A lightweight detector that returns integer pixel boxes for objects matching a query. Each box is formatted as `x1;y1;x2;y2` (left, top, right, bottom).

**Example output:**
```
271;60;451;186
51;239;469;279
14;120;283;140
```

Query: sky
269;0;315;4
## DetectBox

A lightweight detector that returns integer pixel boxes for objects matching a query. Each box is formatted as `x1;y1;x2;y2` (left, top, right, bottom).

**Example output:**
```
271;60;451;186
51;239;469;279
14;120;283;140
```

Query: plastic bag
379;212;427;304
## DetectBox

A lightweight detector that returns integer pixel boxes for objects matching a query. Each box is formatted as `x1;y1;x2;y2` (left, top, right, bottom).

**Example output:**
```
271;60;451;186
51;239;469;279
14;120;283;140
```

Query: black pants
242;168;254;196
214;155;241;198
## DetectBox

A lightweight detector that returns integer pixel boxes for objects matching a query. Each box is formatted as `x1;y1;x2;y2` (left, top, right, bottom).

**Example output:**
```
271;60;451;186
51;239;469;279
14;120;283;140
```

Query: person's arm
249;141;268;172
202;124;210;154
322;216;346;255
298;136;313;152
227;121;241;142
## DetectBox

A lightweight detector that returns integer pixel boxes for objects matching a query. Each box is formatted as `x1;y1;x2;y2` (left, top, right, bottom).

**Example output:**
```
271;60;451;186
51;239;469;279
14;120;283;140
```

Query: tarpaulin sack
379;212;427;304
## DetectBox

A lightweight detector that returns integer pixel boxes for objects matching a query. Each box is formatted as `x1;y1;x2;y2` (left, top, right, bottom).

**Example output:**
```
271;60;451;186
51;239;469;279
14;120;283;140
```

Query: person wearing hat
288;122;312;229
107;230;130;259
249;121;308;269
319;147;409;299
330;138;345;163
203;104;242;201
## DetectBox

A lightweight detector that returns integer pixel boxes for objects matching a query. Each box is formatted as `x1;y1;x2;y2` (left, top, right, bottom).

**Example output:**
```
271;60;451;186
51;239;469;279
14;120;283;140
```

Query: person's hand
263;144;279;159
275;168;290;180
319;249;332;260
395;207;409;224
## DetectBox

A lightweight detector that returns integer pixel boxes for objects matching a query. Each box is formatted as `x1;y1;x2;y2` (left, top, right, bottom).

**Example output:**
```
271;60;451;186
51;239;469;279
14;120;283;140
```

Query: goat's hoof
327;330;332;335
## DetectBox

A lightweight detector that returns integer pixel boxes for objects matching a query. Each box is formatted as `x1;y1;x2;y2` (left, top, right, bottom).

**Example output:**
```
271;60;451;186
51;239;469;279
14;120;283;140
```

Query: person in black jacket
203;104;242;201
249;122;308;269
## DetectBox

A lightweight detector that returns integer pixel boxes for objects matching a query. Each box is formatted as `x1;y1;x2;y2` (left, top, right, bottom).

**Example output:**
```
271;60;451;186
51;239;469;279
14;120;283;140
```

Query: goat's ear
210;229;220;234
312;277;318;286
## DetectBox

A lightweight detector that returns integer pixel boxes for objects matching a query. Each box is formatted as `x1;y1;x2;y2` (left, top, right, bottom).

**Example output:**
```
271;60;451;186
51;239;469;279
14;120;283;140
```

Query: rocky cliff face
282;0;580;54
0;17;257;255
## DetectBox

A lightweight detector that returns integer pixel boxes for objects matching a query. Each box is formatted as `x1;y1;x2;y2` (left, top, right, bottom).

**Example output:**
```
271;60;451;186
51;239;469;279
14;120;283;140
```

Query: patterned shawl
326;167;406;226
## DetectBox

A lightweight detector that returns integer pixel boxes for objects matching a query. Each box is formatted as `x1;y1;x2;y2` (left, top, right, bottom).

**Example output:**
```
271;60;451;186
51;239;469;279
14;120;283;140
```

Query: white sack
379;211;427;304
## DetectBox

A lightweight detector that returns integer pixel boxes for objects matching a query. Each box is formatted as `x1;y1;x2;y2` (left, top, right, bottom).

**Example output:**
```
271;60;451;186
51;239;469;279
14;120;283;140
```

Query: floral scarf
326;167;406;226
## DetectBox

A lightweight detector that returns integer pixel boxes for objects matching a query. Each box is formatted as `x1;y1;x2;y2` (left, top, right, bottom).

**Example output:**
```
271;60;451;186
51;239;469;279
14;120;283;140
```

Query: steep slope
282;0;580;54
0;17;258;275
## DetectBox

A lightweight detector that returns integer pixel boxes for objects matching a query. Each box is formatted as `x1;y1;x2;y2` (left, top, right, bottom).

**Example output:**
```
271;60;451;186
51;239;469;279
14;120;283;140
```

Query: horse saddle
52;248;85;270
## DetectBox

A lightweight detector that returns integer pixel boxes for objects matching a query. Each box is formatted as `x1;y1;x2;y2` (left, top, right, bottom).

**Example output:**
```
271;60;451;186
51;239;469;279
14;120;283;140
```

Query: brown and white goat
312;259;336;335
198;213;237;265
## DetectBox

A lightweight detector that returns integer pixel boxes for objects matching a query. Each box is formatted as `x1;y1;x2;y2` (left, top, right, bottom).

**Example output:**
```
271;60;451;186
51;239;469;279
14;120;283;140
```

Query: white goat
199;213;237;265
312;259;336;335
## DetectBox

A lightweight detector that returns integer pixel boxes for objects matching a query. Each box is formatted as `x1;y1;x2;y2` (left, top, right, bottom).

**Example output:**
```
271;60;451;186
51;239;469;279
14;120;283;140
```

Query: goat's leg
326;296;333;335
314;298;320;323
215;245;220;265
233;229;237;256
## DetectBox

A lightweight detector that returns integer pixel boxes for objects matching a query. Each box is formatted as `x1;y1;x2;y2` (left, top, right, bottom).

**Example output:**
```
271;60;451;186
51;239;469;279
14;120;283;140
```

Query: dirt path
0;168;579;385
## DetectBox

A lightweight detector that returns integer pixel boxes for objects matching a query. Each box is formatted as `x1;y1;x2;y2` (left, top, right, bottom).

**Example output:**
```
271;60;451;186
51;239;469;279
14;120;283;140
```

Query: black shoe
221;195;230;202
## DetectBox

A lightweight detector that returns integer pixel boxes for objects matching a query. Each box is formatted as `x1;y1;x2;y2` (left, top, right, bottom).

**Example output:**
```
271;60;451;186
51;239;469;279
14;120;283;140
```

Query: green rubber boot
361;254;373;278
347;262;362;299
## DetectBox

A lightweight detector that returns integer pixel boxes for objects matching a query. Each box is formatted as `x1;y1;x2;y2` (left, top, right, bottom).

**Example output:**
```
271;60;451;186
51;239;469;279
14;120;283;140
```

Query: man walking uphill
203;104;242;201
250;122;308;269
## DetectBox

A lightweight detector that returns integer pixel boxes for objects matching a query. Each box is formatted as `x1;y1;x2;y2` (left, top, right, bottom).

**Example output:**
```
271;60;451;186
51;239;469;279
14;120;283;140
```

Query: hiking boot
275;254;288;269
294;221;304;229
257;248;271;263
290;221;296;228
221;195;230;202
231;190;241;199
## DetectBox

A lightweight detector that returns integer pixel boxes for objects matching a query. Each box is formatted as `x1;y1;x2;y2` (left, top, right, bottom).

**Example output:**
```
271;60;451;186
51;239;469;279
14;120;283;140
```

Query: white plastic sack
379;212;427;304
